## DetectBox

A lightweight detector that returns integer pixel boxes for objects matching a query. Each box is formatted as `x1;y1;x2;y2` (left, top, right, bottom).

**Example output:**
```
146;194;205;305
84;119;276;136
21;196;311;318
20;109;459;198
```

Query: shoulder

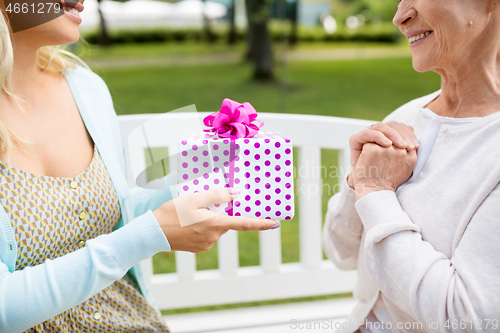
64;65;120;134
64;66;116;118
65;66;126;167
65;65;107;88
383;90;441;123
64;66;113;104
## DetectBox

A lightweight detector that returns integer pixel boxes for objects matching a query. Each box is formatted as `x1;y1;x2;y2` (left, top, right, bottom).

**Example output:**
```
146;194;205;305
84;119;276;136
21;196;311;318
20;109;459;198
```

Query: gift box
177;99;295;220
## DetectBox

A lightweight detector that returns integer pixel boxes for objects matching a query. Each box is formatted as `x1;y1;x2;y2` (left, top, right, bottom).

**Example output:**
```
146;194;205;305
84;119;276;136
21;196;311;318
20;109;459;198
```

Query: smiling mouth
409;31;433;45
60;1;84;17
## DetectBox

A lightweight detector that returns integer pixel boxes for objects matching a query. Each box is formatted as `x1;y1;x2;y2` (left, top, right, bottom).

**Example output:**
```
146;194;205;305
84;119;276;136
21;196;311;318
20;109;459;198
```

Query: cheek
430;7;475;56
426;17;465;66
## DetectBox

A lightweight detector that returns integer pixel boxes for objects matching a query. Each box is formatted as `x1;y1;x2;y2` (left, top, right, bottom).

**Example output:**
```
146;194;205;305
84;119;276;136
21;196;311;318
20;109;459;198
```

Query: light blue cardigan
0;66;173;332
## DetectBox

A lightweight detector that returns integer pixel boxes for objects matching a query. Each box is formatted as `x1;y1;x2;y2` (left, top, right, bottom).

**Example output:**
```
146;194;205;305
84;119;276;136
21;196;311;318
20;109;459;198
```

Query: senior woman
323;0;500;332
0;1;279;332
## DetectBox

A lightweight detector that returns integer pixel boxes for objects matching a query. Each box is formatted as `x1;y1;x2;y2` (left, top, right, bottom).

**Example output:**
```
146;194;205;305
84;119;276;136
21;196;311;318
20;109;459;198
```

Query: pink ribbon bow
203;98;264;138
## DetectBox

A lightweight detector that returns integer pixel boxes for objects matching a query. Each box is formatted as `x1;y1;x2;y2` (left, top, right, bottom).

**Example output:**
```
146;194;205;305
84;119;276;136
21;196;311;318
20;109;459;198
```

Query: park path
84;46;411;69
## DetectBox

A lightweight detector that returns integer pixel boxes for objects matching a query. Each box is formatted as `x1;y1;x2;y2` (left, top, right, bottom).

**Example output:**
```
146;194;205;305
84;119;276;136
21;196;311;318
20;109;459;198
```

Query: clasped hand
347;121;418;201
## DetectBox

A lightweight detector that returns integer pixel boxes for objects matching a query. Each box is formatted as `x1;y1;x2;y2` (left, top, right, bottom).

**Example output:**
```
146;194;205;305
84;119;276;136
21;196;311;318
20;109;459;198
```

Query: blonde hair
0;13;88;165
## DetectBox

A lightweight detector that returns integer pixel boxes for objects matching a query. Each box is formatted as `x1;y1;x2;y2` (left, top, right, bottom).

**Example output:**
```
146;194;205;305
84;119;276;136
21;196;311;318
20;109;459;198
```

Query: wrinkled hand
351;143;417;200
347;121;419;188
153;188;279;253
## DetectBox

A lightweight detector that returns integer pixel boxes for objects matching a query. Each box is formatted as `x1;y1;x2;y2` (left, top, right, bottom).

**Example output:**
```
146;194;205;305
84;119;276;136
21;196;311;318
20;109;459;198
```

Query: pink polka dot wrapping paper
177;131;295;220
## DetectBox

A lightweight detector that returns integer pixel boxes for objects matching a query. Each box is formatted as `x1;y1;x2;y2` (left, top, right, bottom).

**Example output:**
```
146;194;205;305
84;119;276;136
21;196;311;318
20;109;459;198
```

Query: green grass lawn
96;57;439;120
75;39;407;60
76;39;246;59
97;57;440;313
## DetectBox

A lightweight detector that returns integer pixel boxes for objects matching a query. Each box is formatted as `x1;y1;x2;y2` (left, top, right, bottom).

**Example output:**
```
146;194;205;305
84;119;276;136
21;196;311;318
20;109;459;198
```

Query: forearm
323;178;364;270
0;210;170;332
356;191;500;332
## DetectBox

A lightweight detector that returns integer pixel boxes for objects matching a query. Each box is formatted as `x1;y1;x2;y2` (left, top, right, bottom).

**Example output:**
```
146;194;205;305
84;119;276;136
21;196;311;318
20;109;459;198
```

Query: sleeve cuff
322;177;363;270
104;210;171;271
326;177;363;236
355;190;417;233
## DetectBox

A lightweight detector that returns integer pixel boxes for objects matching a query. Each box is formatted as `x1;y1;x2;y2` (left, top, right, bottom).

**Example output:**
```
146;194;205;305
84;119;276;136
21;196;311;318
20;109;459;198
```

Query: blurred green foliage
81;21;401;45
333;0;399;23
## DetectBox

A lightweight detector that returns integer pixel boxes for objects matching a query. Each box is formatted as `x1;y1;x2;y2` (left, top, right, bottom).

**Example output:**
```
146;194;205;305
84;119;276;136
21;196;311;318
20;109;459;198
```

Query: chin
41;31;80;48
411;56;432;73
46;16;81;45
48;33;80;46
60;31;80;45
18;14;80;47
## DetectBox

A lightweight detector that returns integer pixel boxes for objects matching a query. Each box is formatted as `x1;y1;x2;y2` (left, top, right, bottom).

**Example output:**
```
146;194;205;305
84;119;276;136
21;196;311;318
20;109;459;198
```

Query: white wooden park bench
118;112;373;333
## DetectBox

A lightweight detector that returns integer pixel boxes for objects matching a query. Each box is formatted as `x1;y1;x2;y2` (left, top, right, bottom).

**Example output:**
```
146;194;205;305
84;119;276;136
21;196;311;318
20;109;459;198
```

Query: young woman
0;1;279;331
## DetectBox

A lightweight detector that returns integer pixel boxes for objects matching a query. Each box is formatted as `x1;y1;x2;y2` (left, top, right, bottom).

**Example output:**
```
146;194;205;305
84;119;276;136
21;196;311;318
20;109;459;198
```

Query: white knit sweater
323;90;500;333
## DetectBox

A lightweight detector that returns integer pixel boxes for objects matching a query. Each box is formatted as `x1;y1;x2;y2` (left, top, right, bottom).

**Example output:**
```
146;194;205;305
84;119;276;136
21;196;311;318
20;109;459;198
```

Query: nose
393;5;417;28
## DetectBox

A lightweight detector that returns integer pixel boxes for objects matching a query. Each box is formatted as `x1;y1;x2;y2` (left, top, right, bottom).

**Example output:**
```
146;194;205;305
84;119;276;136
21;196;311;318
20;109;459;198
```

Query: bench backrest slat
119;112;372;310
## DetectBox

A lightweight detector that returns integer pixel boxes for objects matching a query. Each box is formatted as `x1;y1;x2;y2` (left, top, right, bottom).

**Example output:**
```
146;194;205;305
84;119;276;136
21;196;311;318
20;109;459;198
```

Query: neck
429;22;500;118
9;37;44;104
430;54;500;118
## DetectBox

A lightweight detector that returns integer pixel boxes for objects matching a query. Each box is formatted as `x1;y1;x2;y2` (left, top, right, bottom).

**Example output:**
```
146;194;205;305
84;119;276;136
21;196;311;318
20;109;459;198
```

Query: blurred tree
96;0;111;46
289;0;298;45
245;0;274;81
202;0;216;43
228;0;237;44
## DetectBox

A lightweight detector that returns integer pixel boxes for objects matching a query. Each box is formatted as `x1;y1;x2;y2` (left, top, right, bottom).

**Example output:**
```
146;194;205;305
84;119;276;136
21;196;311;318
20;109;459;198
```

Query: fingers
173;190;280;229
387;122;419;150
369;123;409;149
172;189;235;227
407;148;418;166
349;129;393;166
215;215;280;231
191;187;240;208
370;122;418;151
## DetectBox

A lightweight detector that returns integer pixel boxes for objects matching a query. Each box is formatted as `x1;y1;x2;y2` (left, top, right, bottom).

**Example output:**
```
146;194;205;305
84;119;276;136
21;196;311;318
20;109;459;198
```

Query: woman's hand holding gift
154;188;279;253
